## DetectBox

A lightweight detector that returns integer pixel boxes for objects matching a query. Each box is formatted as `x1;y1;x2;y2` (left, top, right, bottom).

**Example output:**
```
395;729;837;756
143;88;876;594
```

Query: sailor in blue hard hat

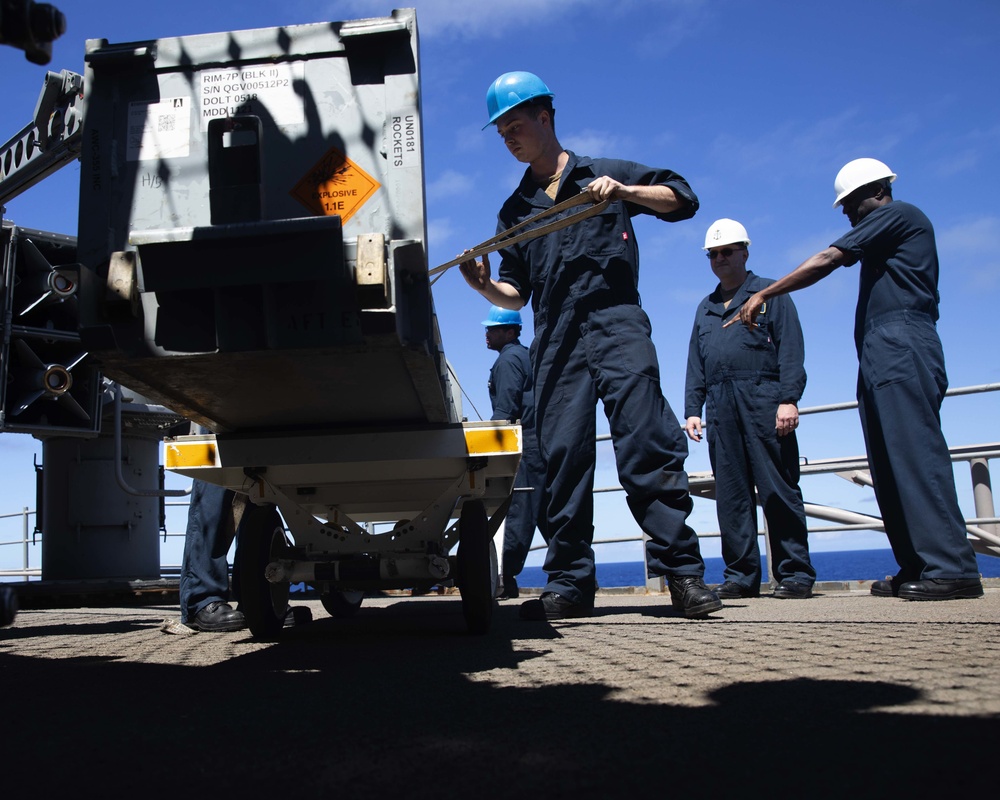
460;72;718;621
482;305;523;365
482;305;523;328
483;71;555;130
480;306;544;600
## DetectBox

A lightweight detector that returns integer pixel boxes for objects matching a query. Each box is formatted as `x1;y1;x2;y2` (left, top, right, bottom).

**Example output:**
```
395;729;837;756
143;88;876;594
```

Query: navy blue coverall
496;151;708;604
831;201;979;581
488;339;546;580
684;271;815;590
179;479;239;624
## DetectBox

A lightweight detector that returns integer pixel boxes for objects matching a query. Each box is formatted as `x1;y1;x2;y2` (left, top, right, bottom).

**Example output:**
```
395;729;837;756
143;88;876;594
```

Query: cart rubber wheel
237;503;289;640
321;590;364;618
457;499;495;634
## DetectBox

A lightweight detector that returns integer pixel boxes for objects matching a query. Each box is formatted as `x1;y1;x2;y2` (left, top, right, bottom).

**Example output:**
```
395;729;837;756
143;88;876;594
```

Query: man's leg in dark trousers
741;381;814;586
533;317;599;605
179;480;237;623
587;306;706;579
706;382;762;589
501;439;546;580
756;428;814;586
858;321;979;580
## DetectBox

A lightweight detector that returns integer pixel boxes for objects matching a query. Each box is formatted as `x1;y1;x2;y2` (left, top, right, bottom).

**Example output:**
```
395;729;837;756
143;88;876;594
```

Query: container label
198;63;305;130
290;147;381;223
126;97;192;161
389;109;420;169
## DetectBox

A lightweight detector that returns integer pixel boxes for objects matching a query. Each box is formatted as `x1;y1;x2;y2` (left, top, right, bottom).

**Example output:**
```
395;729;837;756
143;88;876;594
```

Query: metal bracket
247;467;480;557
105;251;139;317
355;233;389;307
0;69;84;204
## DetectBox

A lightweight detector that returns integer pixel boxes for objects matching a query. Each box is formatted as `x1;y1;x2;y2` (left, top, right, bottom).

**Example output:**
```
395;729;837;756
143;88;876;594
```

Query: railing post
22;507;29;580
642;534;665;593
760;503;773;589
970;458;997;536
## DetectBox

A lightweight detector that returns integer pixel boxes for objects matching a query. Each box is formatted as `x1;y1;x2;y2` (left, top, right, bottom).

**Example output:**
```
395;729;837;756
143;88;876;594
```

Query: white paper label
126;97;192;161
198;63;305;130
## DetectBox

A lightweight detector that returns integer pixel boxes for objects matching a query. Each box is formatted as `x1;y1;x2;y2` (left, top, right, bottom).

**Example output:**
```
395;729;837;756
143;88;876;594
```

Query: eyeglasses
706;247;744;260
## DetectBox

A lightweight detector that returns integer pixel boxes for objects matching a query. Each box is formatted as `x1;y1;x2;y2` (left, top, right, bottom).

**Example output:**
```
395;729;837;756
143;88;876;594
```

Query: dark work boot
519;591;593;620
713;581;759;599
191;601;247;632
668;577;723;619
773;580;814;599
870;573;912;597
898;578;984;601
497;575;519;600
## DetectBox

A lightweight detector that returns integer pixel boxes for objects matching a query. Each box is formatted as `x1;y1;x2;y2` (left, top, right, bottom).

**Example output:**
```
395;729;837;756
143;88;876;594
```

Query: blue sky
2;0;999;573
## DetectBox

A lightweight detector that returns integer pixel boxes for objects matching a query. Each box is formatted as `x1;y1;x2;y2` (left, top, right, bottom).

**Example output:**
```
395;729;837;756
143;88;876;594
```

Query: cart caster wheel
457;499;496;634
236;503;290;639
321;590;364;618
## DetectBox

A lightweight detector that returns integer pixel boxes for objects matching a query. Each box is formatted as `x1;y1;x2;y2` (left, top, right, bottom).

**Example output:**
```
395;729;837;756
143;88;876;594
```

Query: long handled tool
428;191;611;279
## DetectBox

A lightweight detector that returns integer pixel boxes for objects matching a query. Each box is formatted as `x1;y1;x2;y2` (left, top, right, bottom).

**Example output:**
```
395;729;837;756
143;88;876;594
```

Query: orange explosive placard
290;147;381;223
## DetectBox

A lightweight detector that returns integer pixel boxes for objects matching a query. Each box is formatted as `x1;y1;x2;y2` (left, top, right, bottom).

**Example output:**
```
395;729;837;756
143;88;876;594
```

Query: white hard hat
704;218;751;250
833;158;896;207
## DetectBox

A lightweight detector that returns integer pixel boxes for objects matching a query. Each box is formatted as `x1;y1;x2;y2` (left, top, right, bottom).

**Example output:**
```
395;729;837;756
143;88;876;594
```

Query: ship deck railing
2;383;998;586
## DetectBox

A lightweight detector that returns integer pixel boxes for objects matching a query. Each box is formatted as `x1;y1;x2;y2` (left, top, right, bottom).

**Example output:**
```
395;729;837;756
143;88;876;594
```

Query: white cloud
426;168;474;201
780;226;849;266
937;216;1000;292
563;129;636;159
328;0;601;38
628;0;712;57
708;109;915;184
931;149;981;178
452;123;489;154
426;216;458;249
927;121;1000;178
327;0;706;44
937;216;1000;255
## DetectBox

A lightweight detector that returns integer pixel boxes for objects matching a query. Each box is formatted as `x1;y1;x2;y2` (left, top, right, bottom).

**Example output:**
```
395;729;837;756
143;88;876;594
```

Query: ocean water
517;548;1000;589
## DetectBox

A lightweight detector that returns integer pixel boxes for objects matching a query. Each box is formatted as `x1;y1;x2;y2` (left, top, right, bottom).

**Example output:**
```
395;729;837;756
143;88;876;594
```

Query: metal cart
166;420;521;636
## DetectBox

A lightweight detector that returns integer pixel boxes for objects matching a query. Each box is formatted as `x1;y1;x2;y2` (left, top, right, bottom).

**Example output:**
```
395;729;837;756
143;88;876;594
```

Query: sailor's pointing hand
723;290;766;329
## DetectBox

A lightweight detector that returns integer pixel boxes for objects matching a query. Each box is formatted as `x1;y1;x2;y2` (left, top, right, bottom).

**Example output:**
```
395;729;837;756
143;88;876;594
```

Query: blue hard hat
482;306;522;327
483;71;554;129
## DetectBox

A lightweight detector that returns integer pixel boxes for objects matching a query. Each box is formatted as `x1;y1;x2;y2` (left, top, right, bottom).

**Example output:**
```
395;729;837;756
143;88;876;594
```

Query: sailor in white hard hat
727;160;983;602
685;219;815;600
